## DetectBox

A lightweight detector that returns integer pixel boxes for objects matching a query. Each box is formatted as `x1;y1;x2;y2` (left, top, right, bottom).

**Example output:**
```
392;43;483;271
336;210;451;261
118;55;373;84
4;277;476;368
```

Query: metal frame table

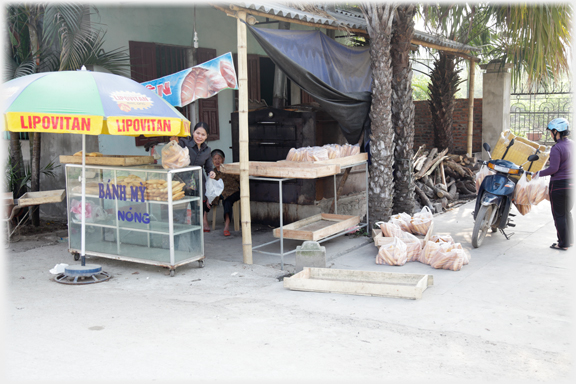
252;160;369;269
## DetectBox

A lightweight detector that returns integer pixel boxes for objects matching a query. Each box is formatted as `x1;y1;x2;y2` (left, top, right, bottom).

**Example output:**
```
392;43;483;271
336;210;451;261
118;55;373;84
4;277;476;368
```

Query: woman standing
170;122;216;231
536;118;573;250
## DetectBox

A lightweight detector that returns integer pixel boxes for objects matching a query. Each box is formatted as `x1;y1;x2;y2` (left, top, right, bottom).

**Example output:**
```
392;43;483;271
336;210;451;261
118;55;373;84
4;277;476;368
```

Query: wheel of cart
170;269;175;277
73;252;80;261
198;259;204;268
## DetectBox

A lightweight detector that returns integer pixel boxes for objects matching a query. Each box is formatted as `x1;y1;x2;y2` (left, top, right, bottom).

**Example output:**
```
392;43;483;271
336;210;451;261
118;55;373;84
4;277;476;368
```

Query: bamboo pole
467;59;475;156
237;11;253;264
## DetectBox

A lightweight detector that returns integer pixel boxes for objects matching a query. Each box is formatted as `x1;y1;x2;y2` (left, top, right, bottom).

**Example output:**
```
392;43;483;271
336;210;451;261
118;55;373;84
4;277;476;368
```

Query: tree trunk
9;132;26;198
28;12;42;226
391;4;416;215
30;132;41;226
428;52;461;153
360;3;397;227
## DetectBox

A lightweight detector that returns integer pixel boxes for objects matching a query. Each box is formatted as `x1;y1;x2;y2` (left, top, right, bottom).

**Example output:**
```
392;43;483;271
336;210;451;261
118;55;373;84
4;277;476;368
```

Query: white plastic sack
205;178;224;204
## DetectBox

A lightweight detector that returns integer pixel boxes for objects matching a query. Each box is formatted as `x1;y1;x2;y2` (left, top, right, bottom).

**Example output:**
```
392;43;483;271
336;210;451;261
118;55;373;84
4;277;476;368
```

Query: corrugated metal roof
231;1;480;53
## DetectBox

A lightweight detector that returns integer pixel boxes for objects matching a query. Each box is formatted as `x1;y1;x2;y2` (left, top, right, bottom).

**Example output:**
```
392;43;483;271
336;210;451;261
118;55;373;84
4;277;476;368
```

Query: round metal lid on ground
54;264;111;285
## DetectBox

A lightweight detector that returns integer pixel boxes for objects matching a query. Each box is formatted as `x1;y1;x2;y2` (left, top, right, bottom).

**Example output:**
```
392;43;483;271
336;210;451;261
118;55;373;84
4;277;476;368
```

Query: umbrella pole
81;134;86;266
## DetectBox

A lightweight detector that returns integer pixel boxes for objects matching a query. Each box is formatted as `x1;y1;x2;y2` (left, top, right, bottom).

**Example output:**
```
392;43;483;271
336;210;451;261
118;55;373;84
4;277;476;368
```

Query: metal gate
510;81;572;145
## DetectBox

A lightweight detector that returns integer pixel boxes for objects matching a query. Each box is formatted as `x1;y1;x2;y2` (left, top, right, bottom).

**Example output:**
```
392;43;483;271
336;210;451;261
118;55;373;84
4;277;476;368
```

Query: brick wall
414;98;483;154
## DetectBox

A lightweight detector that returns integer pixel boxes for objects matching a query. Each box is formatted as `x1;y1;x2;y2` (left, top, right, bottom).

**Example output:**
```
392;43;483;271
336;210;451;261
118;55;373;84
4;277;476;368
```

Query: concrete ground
1;200;574;383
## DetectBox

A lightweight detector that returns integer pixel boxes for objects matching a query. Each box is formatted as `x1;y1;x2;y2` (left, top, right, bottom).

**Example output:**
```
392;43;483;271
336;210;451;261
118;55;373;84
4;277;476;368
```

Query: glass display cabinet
65;164;204;276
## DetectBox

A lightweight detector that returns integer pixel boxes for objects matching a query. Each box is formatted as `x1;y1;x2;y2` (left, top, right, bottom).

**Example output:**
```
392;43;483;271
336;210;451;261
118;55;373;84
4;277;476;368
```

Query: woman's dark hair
193;122;209;132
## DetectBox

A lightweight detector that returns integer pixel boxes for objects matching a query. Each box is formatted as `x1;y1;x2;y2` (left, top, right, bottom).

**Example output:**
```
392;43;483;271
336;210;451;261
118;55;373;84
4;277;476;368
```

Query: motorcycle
471;140;539;248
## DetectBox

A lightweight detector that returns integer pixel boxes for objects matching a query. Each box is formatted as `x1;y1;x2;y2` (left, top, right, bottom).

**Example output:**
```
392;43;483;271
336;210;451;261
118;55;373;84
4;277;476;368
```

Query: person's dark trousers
222;191;241;221
550;179;573;248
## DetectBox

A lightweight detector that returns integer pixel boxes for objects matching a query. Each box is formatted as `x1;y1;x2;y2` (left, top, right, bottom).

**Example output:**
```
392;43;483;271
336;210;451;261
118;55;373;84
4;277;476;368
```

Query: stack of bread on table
374;207;470;271
116;175;185;201
72;174;185;201
286;143;361;162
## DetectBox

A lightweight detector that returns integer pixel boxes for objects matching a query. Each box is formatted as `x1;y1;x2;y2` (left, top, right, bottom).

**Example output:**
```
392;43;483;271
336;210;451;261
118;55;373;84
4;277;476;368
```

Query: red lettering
32;116;41;129
145;84;155;91
163;120;171;132
63;117;71;130
71;117;80;131
42;116;50;129
50;116;60;129
157;82;172;97
20;116;29;129
81;118;90;132
133;119;140;132
126;120;133;130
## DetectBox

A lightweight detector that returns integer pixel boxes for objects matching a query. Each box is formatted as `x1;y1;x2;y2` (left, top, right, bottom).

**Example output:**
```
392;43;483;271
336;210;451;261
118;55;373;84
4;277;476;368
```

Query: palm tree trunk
361;3;398;227
391;4;416;214
9;132;26;198
428;52;460;153
30;132;41;226
28;8;41;226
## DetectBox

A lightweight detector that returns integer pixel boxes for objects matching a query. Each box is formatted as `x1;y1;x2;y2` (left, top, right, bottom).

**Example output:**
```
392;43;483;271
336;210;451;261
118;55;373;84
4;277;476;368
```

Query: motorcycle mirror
483;143;491;153
527;154;540;162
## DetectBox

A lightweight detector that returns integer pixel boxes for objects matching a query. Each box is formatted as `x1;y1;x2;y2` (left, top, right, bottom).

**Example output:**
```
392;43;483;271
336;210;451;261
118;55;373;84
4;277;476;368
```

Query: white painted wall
94;4;310;161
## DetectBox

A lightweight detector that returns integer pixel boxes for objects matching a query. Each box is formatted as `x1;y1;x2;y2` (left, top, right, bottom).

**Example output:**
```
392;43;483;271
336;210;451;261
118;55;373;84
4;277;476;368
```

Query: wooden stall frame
250;159;369;270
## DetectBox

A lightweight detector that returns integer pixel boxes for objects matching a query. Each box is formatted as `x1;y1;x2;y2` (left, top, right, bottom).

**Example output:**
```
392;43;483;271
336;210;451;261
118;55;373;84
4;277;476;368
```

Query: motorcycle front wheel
472;204;495;248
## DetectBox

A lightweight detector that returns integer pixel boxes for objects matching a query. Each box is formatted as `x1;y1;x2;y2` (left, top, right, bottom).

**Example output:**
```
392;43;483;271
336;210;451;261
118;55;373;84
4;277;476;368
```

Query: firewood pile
412;145;479;213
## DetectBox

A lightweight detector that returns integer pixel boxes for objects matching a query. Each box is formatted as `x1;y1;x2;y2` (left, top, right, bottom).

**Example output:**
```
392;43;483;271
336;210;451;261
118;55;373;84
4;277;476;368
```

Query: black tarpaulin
247;25;372;145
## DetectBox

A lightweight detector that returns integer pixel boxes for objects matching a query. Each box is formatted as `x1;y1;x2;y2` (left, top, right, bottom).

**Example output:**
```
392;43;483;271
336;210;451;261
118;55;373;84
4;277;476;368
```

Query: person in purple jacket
536;118;573;250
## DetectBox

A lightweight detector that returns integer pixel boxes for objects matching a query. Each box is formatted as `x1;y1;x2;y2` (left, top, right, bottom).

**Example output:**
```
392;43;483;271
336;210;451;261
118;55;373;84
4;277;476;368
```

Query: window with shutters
129;41;193;146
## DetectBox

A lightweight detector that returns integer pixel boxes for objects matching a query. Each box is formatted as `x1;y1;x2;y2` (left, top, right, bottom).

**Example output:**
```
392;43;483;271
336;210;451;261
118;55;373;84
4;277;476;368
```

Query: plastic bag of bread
429;242;469;271
374;234;395;248
162;141;190;169
475;164;492;192
376;237;407;266
309;146;329;161
323;144;342;159
399;232;422;262
390;216;411;233
527;173;548;206
429;234;455;244
419;240;441;265
513;172;531;215
410;206;433;235
377;221;404;238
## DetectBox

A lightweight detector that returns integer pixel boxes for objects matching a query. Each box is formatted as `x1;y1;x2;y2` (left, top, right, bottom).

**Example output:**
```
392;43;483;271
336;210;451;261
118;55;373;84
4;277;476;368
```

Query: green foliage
5;3;130;79
5;154;60;198
411;73;430;101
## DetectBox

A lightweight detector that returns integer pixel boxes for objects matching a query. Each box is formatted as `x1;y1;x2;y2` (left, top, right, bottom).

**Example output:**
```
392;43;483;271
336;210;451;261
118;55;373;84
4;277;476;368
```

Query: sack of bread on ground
377;221;404;238
161;141;190;169
376;237;407;266
399;232;423;262
429;234;455;244
418;240;441;265
409;206;433;235
429;242;469;271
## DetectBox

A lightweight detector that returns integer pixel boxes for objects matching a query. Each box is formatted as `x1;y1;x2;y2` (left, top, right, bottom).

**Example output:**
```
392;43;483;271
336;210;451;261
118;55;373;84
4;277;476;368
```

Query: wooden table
221;155;369;270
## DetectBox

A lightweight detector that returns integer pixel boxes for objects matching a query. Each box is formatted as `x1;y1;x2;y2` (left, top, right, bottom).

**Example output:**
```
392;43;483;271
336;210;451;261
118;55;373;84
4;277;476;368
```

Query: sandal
203;228;210;233
550;243;567;250
223;230;231;237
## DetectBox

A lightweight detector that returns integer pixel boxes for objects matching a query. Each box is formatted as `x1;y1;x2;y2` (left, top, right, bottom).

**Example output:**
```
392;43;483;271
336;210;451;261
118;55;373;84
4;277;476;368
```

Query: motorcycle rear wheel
472;204;495;248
